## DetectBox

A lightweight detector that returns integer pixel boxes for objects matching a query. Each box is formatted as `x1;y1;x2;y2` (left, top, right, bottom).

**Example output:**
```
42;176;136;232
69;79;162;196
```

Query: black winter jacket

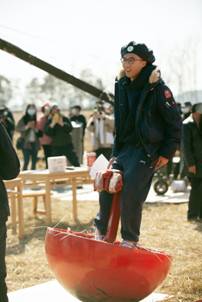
45;115;73;147
113;66;181;160
0;123;20;220
182;115;202;178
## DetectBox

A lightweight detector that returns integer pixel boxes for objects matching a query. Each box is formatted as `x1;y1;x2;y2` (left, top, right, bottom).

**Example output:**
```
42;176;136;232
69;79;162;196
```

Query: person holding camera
86;102;114;160
45;104;80;166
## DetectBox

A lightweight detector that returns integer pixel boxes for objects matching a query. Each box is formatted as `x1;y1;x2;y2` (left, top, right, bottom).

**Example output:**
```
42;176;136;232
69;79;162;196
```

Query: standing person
70;105;87;136
0;122;20;302
37;102;52;168
182;101;192;121
16;104;41;170
45;104;80;166
94;41;181;247
0;105;15;141
70;105;87;164
86;101;114;160
182;103;202;221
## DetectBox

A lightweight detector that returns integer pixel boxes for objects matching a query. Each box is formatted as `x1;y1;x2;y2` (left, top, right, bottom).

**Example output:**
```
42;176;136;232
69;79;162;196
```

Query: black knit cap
121;41;155;63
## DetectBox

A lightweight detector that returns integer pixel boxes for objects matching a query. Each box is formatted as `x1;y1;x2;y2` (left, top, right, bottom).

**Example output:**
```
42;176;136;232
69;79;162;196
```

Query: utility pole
0;38;114;105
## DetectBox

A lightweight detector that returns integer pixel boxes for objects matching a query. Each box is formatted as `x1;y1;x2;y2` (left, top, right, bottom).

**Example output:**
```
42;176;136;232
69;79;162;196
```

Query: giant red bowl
45;227;171;302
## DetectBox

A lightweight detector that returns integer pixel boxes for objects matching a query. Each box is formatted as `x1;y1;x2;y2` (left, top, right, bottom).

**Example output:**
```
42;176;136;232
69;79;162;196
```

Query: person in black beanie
0;122;20;302
94;41;182;247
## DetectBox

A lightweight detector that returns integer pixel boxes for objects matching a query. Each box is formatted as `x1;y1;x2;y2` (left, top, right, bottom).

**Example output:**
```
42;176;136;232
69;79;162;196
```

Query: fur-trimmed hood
117;66;161;84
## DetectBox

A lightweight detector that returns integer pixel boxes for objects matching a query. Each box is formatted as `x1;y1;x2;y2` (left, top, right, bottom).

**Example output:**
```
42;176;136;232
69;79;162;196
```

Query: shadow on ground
6;218;95;256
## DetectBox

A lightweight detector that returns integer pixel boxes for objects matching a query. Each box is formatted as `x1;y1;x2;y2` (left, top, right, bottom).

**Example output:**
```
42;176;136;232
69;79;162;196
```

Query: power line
0;23;50;41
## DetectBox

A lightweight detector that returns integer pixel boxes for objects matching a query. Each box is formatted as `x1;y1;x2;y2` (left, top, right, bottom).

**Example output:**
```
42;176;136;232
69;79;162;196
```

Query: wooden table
20;167;93;223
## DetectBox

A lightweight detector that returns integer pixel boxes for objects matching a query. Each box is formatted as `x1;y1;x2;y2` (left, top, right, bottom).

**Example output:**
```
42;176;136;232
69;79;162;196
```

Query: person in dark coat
0;105;15;141
182;101;192;121
16;104;41;170
45;104;80;166
70;105;87;164
70;105;87;136
94;41;182;248
0;122;20;302
182;103;202;220
37;102;53;168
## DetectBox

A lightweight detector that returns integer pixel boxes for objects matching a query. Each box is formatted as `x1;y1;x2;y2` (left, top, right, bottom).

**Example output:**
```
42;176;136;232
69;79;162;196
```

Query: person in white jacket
87;102;114;160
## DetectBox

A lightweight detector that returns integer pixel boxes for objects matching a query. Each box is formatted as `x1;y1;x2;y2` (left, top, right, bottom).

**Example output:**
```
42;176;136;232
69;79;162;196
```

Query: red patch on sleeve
164;89;172;99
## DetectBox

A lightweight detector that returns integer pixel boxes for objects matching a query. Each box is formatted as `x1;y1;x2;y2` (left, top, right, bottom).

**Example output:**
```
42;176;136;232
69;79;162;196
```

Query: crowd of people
0;95;195;175
0;101;115;170
0;92;201;213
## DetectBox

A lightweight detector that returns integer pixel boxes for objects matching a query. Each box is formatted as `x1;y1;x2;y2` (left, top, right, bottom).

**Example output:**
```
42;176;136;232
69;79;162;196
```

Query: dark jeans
52;144;80;167
0;221;8;302
95;148;112;161
188;177;202;219
42;145;52;168
22;143;38;170
95;146;155;242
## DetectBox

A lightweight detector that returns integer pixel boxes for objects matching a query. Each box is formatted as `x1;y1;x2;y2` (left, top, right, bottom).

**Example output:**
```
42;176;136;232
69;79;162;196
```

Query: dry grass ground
6;197;202;302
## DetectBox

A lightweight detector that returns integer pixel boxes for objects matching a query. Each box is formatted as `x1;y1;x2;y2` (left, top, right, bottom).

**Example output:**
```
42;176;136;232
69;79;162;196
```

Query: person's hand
155;156;169;170
175;150;180;157
107;156;117;169
98;111;105;118
93;111;99;119
52;113;60;124
0;116;6;124
26;121;35;129
58;116;64;126
188;165;196;174
30;121;35;128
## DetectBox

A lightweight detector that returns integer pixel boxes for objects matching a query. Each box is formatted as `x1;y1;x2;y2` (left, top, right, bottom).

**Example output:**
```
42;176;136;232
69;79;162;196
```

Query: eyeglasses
120;57;143;65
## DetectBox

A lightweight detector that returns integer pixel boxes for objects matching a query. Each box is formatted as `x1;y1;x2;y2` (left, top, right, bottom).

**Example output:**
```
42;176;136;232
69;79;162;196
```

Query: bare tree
163;37;201;103
0;75;12;106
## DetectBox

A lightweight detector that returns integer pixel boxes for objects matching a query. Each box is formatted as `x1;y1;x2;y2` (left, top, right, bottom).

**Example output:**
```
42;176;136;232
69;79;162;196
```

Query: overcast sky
0;0;202;94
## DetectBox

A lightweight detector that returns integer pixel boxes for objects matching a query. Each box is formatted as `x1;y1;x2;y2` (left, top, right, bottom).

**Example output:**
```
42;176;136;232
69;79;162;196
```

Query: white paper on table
89;154;109;179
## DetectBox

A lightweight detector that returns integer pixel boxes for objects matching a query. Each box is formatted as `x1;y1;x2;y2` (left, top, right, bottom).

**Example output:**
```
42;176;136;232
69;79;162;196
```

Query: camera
0;108;8;116
94;101;104;115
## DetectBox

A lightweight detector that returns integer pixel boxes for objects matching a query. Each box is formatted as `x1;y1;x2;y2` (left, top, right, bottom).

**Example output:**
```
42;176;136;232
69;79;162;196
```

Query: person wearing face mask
182;103;202;221
37;102;53;168
16;104;42;170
